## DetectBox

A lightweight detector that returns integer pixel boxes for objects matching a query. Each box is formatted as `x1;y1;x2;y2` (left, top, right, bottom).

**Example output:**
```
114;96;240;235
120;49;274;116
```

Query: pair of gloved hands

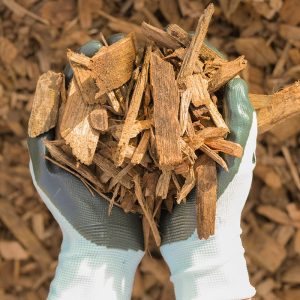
28;34;257;300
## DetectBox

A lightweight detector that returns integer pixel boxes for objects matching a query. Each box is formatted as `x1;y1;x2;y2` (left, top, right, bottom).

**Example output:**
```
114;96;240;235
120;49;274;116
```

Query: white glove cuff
161;229;255;300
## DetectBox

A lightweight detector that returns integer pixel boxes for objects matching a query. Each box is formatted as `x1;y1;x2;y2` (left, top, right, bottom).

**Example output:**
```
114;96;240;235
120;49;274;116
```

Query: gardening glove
160;77;257;300
28;36;144;300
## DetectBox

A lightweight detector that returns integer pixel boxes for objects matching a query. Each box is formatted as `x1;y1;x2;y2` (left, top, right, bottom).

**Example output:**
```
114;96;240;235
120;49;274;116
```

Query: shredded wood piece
88;107;109;132
59;79;100;165
67;50;98;105
134;175;161;246
205;139;243;158
28;71;63;138
177;3;214;82
179;89;192;136
208;56;247;92
90;34;136;97
115;46;151;166
141;22;181;49
131;130;151;164
177;167;195;204
156;169;172;199
196;155;217;239
150;53;182;167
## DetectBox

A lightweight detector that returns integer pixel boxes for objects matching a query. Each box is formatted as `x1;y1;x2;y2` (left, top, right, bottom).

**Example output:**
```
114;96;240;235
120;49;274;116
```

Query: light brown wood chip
252;82;300;134
59;79;100;165
134;175;161;246
90;34;136;97
115;46;151;166
208;56;247;93
141;22;181;50
196;155;217;239
150;53;182;167
177;3;214;82
67;50;98;105
205;139;243;158
88;107;108;132
28;71;63;138
131;130;150;164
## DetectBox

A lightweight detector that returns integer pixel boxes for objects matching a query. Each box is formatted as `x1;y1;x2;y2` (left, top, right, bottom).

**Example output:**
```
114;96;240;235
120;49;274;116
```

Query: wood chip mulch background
1;1;300;299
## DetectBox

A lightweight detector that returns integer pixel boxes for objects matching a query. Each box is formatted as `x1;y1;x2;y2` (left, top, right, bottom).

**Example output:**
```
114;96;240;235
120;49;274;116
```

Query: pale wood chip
150;53;182;167
134;175;161;246
90;34;136;97
115;46;151;166
179;89;192;136
88;107;109;132
141;22;181;49
28;71;63;138
208;56;247;92
131;130;150;165
177;167;195;203
93;153;132;189
177;3;214;82
59;79;100;165
196;155;217;239
205;138;243;158
67;51;98;105
156;169;172;200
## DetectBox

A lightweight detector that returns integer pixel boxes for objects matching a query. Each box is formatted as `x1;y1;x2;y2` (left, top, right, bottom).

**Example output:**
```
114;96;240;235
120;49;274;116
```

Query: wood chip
88;107;108;132
177;3;214;82
90;34;136;97
196;155;217;239
150;53;182;167
131;130;150;165
28;71;63;138
141;22;181;50
134;175;161;246
115;46;151;166
59;79;100;165
208;56;247;92
67;50;98;105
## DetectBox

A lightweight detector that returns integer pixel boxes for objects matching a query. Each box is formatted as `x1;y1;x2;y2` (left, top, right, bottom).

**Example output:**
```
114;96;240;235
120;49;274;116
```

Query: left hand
159;77;257;300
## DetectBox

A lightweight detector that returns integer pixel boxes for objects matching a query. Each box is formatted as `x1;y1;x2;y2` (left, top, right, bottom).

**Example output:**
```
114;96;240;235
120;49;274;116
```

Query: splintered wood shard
205;139;243;158
196;155;217;239
131;130;150;165
166;23;226;61
90;34;136;97
177;3;214;82
134;175;161;246
67;50;98;104
249;82;300;133
141;22;181;50
59;79;100;165
115;46;151;166
186;74;210;107
28;71;63;137
150;53;182;167
208;56;247;92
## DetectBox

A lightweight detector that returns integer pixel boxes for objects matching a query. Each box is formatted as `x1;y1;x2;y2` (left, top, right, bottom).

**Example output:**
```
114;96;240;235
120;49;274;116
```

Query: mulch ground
0;1;300;299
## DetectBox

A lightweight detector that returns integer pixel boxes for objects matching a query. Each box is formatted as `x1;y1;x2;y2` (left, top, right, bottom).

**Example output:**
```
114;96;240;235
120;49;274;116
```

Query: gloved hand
160;77;257;300
28;36;144;300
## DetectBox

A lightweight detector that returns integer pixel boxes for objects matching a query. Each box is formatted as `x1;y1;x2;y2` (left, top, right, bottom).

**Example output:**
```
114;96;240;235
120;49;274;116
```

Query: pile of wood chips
1;0;300;299
28;4;248;246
